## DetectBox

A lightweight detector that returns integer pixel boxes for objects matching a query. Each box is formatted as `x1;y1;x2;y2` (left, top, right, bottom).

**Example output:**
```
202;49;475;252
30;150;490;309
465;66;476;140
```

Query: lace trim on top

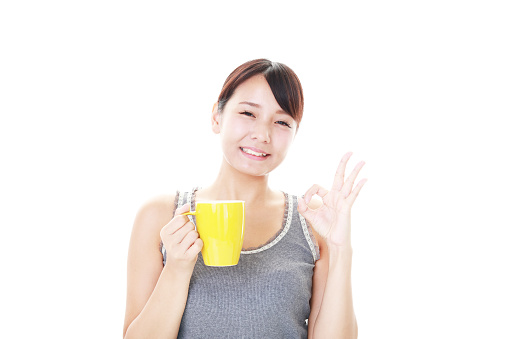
164;189;319;262
241;192;291;254
160;192;181;255
178;190;185;213
172;191;180;217
299;213;319;261
188;187;199;225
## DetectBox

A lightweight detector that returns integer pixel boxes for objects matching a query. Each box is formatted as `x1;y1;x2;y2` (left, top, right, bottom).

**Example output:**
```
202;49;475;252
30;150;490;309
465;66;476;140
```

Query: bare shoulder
135;194;176;225
130;194;176;243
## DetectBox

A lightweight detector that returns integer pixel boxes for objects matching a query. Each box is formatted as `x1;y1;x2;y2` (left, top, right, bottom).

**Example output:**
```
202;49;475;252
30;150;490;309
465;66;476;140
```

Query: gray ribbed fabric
161;188;320;339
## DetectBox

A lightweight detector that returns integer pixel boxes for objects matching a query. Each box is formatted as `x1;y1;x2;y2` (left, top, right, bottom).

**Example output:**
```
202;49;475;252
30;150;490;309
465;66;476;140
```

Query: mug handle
181;211;197;216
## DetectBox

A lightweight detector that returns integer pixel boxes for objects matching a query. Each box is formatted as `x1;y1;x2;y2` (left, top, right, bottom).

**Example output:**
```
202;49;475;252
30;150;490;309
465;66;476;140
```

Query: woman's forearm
312;246;357;339
124;266;192;339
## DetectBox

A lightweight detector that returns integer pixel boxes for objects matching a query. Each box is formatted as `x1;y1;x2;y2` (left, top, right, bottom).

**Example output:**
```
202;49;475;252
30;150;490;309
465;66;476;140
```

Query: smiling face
212;75;297;177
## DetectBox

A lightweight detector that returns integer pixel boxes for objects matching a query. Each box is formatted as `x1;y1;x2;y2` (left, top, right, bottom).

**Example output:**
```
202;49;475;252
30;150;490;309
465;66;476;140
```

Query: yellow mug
183;200;245;266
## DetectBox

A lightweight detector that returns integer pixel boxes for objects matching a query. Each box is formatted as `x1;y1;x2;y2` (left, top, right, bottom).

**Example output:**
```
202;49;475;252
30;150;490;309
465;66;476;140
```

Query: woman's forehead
228;76;282;109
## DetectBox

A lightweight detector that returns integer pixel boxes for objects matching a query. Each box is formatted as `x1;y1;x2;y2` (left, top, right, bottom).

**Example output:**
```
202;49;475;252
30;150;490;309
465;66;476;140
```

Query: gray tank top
161;188;320;338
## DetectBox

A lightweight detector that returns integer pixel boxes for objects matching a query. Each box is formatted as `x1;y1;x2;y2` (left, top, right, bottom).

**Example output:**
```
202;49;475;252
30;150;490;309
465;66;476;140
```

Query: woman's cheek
228;116;251;134
274;129;294;149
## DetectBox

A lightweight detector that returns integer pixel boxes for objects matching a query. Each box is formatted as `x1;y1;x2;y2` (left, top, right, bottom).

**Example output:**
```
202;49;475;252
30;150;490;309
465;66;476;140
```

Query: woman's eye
241;111;255;117
276;121;292;128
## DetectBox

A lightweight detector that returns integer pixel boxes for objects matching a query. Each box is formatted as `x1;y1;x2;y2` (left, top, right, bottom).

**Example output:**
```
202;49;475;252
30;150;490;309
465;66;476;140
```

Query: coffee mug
183;200;245;266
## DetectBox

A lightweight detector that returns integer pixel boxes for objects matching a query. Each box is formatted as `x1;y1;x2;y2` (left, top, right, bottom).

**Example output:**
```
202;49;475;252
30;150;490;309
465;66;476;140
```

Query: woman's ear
211;102;221;134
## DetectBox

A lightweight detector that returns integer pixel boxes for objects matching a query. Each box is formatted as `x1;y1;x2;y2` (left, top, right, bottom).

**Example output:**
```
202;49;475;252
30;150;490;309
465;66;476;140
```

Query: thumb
298;197;316;223
175;203;191;216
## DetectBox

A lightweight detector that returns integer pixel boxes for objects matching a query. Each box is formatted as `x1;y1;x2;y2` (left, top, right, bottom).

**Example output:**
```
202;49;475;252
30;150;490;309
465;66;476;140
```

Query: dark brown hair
217;59;304;127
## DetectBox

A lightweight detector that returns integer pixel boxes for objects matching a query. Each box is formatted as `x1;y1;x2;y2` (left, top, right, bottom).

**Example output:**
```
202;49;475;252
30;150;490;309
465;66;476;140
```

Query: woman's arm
123;196;202;339
305;202;357;339
298;152;366;339
310;240;357;338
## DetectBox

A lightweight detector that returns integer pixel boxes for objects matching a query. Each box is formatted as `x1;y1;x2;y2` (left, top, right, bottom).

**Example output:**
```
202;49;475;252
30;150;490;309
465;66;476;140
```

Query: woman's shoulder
133;193;177;233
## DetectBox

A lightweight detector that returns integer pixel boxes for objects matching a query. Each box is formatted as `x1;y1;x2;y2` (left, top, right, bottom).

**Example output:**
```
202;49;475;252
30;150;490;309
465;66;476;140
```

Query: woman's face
212;75;297;177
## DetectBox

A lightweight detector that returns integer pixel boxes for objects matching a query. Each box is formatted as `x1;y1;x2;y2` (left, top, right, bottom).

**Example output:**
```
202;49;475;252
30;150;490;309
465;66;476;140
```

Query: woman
123;59;367;338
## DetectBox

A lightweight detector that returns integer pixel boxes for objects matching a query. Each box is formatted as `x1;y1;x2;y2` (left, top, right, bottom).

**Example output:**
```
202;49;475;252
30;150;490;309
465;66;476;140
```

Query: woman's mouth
240;147;269;159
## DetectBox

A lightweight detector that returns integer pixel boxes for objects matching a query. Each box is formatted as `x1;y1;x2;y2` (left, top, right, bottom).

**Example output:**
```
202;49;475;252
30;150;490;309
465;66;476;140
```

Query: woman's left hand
297;152;367;248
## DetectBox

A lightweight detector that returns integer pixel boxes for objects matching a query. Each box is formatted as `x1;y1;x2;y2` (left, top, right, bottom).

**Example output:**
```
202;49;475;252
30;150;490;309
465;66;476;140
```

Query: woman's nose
250;121;270;143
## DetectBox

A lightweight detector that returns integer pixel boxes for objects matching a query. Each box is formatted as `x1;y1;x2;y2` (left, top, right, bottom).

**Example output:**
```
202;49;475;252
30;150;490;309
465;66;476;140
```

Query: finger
297;196;309;213
331;152;353;192
175;203;191;216
160;214;191;238
171;222;196;244
346;178;368;204
186;238;204;258
303;184;328;205
342;161;366;196
297;197;317;225
179;229;200;251
161;204;192;237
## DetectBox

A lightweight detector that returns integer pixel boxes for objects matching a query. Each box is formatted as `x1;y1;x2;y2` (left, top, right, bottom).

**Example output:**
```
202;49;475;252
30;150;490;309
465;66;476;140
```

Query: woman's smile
212;75;296;176
240;146;270;160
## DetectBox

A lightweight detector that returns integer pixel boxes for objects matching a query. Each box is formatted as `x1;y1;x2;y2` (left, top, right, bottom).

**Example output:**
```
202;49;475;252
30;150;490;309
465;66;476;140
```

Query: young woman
123;59;367;339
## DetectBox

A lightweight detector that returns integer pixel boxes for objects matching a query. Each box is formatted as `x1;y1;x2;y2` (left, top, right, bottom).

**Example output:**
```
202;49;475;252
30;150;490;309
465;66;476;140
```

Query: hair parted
217;59;304;127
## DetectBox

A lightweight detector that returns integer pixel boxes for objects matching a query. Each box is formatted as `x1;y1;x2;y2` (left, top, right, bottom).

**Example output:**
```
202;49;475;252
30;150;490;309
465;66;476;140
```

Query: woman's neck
197;159;275;206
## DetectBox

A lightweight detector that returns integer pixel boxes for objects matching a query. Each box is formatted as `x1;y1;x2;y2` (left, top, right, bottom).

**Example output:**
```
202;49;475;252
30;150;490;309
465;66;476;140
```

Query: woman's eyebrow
239;101;260;108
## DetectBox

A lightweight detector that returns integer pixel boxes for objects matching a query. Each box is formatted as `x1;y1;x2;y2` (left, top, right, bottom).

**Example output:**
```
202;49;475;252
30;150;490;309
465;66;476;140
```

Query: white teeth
241;148;267;157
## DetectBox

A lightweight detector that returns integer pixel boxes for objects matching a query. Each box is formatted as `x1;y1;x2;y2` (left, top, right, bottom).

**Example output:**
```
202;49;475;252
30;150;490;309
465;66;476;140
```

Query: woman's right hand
160;203;203;272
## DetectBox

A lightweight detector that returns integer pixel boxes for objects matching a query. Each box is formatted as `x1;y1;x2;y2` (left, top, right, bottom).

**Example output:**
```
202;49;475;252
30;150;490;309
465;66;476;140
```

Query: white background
1;1;508;338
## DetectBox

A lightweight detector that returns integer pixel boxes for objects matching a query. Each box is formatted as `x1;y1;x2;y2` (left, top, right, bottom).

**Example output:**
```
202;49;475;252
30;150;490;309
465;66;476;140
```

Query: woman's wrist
161;263;194;284
326;238;353;254
326;243;353;268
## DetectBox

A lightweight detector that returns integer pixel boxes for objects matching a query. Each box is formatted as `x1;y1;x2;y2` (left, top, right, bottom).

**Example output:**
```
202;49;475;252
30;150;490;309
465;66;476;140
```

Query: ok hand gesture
297;152;367;248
